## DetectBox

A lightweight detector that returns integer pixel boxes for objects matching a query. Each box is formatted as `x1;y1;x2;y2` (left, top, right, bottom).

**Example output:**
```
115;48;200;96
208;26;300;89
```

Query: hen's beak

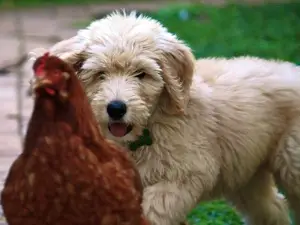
30;76;52;90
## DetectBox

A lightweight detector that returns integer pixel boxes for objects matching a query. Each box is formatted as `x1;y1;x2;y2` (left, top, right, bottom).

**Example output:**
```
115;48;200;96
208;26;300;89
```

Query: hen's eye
135;72;146;79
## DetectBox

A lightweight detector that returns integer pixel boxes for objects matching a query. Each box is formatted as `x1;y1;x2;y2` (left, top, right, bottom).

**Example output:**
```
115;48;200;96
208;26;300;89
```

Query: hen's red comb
35;52;50;76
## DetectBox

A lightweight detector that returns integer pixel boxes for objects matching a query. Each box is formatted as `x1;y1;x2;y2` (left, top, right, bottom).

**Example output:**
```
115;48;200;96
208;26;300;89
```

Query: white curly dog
28;11;300;225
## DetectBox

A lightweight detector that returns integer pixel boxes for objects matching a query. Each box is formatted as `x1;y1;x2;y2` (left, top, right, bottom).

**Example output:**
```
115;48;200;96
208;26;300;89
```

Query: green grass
188;200;244;225
187;198;295;225
77;1;300;64
148;2;300;64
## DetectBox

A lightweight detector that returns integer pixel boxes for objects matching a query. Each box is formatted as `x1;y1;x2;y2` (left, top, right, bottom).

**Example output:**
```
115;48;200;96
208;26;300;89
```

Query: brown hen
1;53;148;225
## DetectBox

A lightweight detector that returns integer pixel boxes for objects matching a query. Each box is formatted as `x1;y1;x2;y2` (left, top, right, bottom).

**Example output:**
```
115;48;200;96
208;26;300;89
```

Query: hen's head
32;52;73;99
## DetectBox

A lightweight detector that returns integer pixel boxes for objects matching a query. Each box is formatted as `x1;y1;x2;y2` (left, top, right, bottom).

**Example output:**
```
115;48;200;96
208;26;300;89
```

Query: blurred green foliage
147;2;300;64
76;2;300;63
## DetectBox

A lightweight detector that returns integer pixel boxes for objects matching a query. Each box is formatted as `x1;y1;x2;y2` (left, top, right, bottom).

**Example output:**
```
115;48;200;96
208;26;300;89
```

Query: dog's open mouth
108;122;133;137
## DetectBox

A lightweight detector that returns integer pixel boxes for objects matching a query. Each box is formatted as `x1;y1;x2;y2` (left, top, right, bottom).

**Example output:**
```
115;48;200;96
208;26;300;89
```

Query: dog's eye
97;71;106;80
135;72;146;79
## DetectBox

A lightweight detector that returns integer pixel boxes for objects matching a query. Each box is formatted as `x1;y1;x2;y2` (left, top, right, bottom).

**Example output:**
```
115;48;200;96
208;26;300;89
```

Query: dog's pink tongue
109;123;127;137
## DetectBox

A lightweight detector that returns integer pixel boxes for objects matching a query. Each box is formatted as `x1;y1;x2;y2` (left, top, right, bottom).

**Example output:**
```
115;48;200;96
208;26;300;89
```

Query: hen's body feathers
1;54;147;225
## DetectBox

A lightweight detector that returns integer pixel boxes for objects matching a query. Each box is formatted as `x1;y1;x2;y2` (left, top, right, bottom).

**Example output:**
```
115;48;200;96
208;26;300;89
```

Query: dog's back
196;56;300;111
194;56;300;190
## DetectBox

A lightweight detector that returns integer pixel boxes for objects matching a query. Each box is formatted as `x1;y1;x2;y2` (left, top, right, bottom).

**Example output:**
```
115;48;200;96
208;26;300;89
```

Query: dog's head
57;11;195;142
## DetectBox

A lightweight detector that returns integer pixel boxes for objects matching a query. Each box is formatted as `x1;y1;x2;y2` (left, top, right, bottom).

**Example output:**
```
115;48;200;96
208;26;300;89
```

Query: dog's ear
158;34;195;115
27;37;87;78
27;37;87;97
49;36;87;73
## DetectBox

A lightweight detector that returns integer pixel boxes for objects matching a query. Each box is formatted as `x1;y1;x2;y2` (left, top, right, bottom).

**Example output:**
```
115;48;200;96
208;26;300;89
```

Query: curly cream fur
27;11;300;225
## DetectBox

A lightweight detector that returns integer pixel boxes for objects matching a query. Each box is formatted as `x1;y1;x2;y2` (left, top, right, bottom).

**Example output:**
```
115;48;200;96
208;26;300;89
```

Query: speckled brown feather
1;54;148;225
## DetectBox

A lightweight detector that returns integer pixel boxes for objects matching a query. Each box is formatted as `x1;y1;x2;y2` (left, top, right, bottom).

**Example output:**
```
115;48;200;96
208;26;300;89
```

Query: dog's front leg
142;175;214;225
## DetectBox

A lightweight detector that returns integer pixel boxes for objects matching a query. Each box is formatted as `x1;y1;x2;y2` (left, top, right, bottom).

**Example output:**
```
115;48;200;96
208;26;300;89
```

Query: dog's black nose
107;100;127;120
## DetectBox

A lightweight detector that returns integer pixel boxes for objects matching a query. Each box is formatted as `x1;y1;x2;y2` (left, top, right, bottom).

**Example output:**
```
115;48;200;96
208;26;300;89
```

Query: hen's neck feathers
23;73;102;154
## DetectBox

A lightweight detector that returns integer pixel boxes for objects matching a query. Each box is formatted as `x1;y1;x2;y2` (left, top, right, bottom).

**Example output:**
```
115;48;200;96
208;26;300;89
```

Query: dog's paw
142;186;166;225
142;184;184;225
